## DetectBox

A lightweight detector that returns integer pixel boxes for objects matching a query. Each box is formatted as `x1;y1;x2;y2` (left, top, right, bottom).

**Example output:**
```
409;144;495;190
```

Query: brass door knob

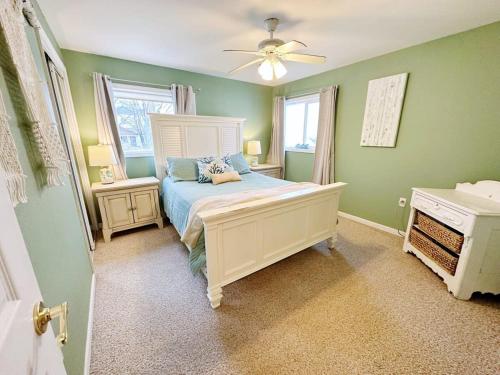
33;301;68;346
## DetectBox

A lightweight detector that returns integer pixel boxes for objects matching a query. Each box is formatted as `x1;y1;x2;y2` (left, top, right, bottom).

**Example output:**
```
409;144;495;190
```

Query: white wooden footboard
198;182;347;308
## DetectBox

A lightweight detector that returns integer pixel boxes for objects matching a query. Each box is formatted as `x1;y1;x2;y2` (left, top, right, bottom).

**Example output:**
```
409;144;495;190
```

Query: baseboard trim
338;211;405;237
84;273;96;375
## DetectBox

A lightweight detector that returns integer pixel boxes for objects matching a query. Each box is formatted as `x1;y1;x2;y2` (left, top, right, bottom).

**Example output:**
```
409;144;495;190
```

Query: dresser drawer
412;193;472;234
415;211;464;254
409;228;458;275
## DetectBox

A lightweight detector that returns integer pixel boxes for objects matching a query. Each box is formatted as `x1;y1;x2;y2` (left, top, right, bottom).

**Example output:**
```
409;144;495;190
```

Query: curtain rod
89;73;201;92
285;84;338;99
285;90;320;99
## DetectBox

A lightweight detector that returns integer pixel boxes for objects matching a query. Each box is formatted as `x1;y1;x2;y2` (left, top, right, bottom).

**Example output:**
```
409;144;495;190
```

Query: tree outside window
112;83;174;157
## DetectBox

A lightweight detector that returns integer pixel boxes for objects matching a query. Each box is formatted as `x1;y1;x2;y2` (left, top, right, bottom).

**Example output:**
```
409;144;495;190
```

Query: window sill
124;152;154;158
285;148;315;154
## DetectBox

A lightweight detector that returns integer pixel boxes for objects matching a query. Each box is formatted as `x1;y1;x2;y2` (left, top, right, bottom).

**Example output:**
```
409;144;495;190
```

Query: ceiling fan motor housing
259;17;284;51
258;38;285;51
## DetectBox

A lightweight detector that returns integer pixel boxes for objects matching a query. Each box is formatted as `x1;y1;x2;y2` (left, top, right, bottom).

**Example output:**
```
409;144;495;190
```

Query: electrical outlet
398;197;407;208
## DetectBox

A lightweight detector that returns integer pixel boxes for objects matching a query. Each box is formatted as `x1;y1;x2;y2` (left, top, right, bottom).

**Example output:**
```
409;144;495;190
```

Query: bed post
327;200;341;250
326;234;337;249
204;222;223;308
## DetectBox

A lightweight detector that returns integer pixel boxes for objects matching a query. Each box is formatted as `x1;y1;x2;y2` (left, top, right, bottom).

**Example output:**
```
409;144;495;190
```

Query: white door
0;174;67;374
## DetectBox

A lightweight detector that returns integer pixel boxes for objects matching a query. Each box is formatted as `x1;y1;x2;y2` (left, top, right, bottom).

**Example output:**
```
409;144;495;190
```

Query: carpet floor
90;218;499;375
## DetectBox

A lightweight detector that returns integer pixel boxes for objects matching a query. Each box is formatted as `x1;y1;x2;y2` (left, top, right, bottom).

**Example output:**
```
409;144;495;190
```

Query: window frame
112;83;174;158
284;93;320;153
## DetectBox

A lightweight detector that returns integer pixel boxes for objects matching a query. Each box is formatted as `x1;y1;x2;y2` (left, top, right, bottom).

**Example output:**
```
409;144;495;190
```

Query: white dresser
92;177;163;242
403;181;500;299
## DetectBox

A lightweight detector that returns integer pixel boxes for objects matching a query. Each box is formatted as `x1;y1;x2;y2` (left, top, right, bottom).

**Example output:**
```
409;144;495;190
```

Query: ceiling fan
224;18;326;81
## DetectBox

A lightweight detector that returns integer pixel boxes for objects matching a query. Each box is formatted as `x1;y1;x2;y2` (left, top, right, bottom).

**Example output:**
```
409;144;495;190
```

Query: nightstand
250;164;282;179
92;177;163;242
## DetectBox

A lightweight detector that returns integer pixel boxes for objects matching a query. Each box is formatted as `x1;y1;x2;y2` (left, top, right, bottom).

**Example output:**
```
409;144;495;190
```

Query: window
112;83;174;157
285;94;319;153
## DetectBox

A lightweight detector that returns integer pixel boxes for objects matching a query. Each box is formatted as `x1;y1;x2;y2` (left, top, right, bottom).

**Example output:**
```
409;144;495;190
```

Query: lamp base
250;156;259;167
99;166;115;184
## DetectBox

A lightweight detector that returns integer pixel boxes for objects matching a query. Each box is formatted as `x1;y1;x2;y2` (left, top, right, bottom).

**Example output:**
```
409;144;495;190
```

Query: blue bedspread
162;172;292;272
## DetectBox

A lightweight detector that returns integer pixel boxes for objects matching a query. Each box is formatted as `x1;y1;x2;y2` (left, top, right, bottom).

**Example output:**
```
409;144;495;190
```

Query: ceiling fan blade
229;58;265;74
223;49;265;57
282;53;326;64
275;40;306;54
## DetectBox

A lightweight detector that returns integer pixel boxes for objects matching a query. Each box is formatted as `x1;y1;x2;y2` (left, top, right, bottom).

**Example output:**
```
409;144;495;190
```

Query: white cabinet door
0;175;67;374
130;191;157;223
103;193;134;227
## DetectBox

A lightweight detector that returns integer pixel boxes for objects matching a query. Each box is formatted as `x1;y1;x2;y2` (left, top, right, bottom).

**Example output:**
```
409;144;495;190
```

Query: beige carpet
90;218;499;375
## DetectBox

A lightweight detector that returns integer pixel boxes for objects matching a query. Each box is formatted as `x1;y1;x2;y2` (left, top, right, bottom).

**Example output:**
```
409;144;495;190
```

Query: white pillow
211;171;242;185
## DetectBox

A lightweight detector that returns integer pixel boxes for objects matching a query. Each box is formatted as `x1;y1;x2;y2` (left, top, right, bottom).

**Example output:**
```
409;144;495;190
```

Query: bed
150;114;346;308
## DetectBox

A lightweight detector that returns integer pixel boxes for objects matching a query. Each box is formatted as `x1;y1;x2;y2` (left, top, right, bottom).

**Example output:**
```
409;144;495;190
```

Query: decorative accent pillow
197;156;233;183
211;171;242;185
230;152;251;174
167;157;198;182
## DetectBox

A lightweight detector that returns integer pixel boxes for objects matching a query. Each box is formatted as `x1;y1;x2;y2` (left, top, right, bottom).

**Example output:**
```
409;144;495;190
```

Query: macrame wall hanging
0;89;26;206
0;0;68;205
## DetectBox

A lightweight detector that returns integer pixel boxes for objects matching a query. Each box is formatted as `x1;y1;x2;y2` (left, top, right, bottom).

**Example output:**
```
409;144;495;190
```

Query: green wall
285;151;314;182
274;22;500;230
62;50;273;182
0;3;93;375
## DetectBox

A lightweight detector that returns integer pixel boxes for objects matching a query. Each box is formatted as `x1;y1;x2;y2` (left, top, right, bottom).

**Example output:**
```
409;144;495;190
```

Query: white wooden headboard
150;114;246;181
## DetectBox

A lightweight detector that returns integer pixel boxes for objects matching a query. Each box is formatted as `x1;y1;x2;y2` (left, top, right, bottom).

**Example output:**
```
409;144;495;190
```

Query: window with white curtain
284;94;319;153
112;83;174;157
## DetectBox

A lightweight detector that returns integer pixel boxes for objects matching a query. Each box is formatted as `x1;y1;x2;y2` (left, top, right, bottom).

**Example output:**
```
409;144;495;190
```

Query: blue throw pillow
167;157;199;182
230;152;251;174
197;155;233;183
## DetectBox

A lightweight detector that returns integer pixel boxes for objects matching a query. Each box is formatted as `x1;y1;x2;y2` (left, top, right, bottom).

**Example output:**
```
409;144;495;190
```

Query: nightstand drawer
250;164;282;179
257;169;281;178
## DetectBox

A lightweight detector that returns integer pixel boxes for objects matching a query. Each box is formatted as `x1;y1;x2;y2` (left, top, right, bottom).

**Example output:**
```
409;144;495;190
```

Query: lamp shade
247;140;262;155
88;144;117;166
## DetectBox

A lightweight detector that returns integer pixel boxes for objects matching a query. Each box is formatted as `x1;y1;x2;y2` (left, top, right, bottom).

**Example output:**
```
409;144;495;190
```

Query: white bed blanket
181;182;317;249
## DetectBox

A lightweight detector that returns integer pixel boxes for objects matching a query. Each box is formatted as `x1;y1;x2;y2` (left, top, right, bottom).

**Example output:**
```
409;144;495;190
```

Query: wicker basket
409;228;458;275
415;211;464;254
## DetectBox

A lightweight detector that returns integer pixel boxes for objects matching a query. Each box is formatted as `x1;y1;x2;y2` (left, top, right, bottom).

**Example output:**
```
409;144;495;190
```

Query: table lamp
88;144;117;184
247;140;261;167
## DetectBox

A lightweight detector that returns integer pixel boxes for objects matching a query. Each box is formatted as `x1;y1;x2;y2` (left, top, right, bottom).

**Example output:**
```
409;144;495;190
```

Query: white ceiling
38;0;500;87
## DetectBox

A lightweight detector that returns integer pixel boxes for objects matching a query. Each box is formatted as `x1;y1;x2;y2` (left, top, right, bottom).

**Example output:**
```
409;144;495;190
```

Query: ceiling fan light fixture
273;59;287;79
258;58;287;81
258;59;274;80
226;18;325;80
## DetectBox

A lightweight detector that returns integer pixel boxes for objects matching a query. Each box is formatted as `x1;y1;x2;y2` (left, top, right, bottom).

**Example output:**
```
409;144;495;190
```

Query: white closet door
46;60;95;250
